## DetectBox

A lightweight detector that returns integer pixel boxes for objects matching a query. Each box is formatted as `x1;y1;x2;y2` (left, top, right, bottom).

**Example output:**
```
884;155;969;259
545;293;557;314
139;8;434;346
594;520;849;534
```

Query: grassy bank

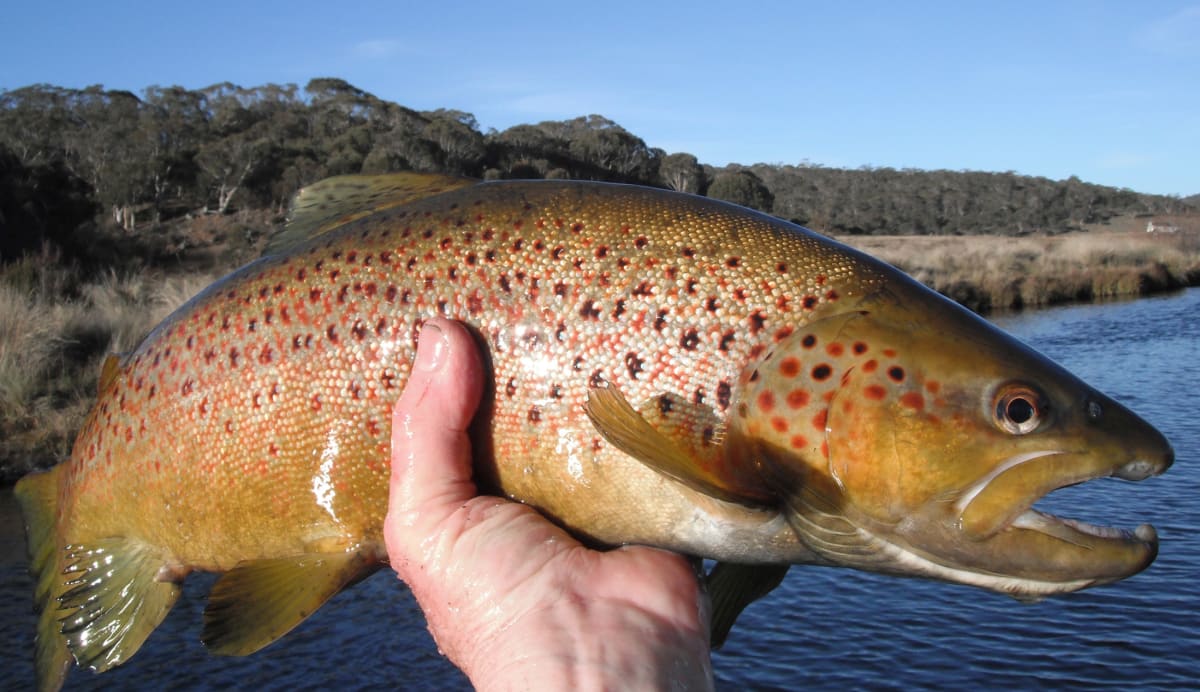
1;225;1197;481
841;230;1200;313
0;252;217;482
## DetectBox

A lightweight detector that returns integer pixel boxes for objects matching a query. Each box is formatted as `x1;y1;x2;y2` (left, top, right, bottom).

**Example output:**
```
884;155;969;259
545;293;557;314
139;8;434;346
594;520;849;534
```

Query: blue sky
2;1;1197;196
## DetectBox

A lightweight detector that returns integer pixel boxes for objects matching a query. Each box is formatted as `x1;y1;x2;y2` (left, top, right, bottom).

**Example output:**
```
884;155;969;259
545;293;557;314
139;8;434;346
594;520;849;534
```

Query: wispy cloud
1096;151;1155;170
350;39;405;60
1135;7;1200;56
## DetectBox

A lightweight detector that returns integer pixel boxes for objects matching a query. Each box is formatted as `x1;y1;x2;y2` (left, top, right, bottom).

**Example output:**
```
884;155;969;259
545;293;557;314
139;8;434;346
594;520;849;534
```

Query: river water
2;289;1196;690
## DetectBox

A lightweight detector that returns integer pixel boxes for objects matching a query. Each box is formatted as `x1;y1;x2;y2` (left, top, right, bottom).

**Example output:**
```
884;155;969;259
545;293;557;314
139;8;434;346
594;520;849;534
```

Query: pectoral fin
202;550;380;656
585;385;771;505
706;562;790;648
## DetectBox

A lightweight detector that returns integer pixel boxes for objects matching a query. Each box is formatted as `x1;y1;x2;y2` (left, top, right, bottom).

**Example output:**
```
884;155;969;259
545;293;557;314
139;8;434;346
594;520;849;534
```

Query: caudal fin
15;467;73;692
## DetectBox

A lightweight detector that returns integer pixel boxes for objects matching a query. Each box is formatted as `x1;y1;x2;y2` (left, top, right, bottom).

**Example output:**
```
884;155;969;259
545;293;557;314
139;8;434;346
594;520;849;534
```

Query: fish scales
17;177;1172;689
65;181;881;564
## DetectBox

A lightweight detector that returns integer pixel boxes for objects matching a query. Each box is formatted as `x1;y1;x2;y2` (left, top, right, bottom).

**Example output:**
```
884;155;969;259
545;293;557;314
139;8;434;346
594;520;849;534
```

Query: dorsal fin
98;354;123;395
268;172;478;255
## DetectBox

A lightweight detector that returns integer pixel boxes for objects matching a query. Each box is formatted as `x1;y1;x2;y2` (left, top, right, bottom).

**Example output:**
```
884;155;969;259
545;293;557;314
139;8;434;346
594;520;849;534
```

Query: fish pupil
1006;397;1035;424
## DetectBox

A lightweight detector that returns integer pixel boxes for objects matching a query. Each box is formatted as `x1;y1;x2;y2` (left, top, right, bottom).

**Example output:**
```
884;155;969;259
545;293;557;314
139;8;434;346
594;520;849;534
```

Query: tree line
1;79;1192;267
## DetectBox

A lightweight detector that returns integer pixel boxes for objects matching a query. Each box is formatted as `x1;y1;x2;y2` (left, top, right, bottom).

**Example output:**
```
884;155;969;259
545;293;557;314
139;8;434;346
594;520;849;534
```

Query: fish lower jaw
841;529;1095;598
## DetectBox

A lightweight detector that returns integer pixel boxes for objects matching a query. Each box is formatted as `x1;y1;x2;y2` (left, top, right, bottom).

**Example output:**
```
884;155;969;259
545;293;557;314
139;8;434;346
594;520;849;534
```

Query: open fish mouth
956;449;1162;548
1011;508;1158;546
944;446;1169;589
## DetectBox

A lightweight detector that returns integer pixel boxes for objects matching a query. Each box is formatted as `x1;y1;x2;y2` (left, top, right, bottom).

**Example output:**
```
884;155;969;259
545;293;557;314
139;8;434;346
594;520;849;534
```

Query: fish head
728;290;1173;598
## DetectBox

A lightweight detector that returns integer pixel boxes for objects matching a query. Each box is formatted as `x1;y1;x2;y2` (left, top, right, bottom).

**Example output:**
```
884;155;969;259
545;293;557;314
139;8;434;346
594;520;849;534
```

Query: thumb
384;318;485;566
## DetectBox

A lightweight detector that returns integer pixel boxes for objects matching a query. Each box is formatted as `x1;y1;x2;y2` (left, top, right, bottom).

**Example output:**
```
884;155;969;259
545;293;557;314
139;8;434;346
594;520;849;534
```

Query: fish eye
993;385;1045;435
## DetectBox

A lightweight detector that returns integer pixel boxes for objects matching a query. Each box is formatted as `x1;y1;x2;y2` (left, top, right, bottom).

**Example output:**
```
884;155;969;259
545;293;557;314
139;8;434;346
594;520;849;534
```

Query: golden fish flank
16;174;1174;689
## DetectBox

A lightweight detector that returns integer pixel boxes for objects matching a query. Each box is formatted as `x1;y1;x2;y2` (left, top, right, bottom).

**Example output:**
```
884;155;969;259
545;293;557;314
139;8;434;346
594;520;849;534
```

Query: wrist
463;598;713;691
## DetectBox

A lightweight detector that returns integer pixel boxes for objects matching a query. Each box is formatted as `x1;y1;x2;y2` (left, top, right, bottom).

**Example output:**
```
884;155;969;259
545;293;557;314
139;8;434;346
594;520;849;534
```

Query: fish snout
1114;452;1172;481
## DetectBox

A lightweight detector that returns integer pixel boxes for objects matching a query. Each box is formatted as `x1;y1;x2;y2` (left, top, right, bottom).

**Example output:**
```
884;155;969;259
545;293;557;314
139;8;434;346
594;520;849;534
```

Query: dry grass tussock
0;257;217;480
842;231;1200;313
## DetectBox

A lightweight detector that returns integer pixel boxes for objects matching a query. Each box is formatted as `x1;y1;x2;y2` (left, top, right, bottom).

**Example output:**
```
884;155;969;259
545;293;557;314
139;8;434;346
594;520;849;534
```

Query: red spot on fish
813;410;828;430
774;326;794;342
863;359;878;373
758;391;776;412
926;381;941;395
790;434;808;449
771;417;788;433
826;342;845;357
780;357;801;377
883;348;897;358
865;385;886;400
901;392;926;411
787;389;810;408
815;274;827;286
821;441;829;458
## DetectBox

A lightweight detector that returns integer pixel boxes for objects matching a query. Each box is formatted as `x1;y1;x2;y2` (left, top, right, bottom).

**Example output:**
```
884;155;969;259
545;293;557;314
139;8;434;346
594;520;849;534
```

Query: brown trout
16;174;1173;689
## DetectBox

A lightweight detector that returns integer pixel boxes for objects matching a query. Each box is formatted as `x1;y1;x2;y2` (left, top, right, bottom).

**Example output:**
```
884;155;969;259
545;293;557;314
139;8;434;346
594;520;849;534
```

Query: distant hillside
1;78;1194;270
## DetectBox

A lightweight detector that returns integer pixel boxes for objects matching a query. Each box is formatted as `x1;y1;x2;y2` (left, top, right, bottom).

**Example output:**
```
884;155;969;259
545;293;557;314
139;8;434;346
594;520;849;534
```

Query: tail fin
15;467;72;692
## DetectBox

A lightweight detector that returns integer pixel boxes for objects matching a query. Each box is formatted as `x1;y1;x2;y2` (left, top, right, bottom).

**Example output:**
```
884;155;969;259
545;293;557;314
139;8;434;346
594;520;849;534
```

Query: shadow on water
2;289;1196;690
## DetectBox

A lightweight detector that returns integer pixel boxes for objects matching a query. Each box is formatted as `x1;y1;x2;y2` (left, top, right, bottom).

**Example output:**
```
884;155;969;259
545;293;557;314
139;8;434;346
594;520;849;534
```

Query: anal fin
202;549;380;656
58;537;183;673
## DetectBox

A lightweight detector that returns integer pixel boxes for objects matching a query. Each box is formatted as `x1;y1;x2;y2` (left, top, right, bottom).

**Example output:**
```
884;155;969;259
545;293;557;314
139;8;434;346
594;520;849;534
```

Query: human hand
384;318;714;691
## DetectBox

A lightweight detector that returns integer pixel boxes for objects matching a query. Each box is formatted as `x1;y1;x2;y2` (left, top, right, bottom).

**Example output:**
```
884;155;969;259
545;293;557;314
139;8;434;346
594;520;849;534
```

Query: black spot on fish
749;310;767;334
717;380;732;410
626;352;645;379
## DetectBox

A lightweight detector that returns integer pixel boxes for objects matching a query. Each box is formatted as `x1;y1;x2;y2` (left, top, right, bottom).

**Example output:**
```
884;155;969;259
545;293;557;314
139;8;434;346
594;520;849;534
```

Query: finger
385;318;484;560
